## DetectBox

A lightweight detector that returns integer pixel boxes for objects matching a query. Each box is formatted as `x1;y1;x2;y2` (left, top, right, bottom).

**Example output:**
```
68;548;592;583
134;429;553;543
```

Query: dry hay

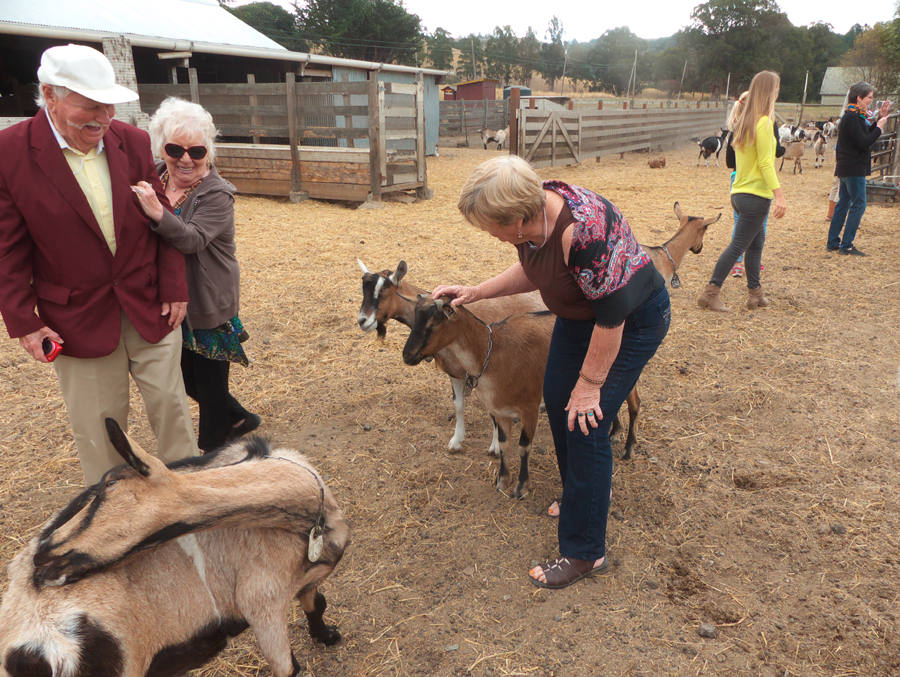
1;141;899;677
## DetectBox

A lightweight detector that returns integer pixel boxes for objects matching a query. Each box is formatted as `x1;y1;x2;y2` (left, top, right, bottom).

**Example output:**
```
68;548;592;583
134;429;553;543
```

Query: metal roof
819;67;864;96
1;0;286;51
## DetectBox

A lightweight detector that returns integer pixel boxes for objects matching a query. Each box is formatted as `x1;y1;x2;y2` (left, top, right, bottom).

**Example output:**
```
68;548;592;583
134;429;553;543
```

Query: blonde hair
732;71;780;151
727;91;749;130
149;97;219;163
457;156;545;229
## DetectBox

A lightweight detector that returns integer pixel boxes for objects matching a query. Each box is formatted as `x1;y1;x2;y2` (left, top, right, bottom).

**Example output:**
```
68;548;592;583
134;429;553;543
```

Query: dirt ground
1;142;899;677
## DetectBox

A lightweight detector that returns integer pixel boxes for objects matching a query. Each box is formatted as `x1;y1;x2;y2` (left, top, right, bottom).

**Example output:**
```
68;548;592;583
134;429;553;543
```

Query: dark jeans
543;285;671;561
181;349;252;453
711;192;771;289
827;176;867;250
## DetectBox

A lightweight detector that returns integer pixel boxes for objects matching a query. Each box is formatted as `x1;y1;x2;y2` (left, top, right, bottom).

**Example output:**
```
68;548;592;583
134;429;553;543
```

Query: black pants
181;348;252;453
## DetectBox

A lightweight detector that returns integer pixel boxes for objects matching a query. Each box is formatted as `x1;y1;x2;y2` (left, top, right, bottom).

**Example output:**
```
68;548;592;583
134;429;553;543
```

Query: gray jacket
152;164;240;330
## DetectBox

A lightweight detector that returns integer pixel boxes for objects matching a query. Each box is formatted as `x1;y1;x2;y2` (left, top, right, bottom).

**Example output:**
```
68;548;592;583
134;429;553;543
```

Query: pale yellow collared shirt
46;112;117;255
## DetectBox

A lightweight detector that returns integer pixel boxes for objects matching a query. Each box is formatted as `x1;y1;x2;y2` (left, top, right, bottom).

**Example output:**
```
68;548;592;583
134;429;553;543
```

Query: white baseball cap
38;44;139;105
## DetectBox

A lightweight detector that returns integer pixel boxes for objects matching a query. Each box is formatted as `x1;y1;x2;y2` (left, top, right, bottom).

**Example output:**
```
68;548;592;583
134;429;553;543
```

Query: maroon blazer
0;110;188;358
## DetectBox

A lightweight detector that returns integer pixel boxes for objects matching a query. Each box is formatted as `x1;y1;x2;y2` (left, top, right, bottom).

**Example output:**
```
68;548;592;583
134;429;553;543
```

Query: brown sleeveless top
516;203;595;321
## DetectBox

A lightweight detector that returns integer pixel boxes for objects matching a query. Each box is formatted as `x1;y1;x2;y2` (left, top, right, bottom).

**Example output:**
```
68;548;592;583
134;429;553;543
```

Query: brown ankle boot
826;200;836;221
747;286;769;310
697;283;730;312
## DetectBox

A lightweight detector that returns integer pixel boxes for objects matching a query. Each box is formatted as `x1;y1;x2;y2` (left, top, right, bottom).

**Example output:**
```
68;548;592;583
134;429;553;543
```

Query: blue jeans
730;172;767;264
543;285;671;561
827;176;867;250
711;193;770;289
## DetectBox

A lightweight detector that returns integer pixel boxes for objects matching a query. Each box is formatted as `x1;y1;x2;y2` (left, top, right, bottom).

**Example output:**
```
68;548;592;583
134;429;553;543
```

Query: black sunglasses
164;143;208;160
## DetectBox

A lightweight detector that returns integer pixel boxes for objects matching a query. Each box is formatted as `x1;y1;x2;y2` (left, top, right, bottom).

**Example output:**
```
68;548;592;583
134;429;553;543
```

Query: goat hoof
495;476;511;493
511;484;530;501
315;625;342;646
619;449;633;462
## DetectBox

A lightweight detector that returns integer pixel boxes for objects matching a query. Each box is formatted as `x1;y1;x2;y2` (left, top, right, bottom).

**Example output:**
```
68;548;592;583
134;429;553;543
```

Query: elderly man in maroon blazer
0;44;198;484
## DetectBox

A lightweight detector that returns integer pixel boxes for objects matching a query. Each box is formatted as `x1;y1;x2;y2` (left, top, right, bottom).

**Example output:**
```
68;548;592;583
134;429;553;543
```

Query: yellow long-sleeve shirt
731;115;780;199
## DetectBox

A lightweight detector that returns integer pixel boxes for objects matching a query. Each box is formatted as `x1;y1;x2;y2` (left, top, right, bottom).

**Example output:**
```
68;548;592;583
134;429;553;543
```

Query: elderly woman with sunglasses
132;96;259;452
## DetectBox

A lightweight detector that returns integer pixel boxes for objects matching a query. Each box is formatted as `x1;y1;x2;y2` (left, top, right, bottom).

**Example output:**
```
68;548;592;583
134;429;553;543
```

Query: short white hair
34;84;70;108
149;97;219;163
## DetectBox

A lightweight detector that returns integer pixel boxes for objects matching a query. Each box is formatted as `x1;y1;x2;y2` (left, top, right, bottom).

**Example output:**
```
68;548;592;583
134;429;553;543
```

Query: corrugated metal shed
1;0;285;50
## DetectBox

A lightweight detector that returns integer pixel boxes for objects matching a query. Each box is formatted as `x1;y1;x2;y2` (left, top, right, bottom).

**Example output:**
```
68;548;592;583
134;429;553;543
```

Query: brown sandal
528;556;610;589
546;498;562;519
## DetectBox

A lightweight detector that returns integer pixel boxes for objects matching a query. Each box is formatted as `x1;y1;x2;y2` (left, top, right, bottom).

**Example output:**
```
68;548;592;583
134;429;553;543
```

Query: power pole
471;40;476;80
560;47;569;95
677;59;687;102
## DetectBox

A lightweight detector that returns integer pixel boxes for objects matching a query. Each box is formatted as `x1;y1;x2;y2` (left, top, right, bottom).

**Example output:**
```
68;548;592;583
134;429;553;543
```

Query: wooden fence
439;100;509;139
512;102;727;169
139;74;428;202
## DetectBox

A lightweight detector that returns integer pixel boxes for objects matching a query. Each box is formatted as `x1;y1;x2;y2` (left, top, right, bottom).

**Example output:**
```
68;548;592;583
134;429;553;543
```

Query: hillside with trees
224;0;900;101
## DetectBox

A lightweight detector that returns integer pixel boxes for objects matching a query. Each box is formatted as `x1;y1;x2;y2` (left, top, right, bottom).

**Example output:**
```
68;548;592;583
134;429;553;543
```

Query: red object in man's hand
42;338;62;362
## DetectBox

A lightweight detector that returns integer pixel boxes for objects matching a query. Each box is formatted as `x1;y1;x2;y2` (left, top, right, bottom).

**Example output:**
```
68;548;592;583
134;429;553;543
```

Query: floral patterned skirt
182;316;249;366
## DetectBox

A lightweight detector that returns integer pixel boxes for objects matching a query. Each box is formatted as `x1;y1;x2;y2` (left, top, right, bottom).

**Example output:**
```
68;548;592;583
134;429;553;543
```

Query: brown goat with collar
402;297;554;499
357;259;546;455
0;419;349;677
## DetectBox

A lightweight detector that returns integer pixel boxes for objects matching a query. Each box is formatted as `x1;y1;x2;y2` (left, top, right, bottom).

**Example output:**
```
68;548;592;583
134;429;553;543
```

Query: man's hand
18;328;63;363
161;301;188;328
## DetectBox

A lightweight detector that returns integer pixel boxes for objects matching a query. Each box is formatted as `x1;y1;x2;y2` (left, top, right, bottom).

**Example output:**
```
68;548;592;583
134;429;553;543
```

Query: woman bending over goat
433;155;670;589
697;70;786;312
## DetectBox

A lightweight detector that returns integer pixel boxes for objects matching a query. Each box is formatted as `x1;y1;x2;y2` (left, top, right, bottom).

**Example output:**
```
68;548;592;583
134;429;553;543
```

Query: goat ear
390;260;408;285
435;296;457;319
104;418;152;477
357;258;370;274
673;202;685;221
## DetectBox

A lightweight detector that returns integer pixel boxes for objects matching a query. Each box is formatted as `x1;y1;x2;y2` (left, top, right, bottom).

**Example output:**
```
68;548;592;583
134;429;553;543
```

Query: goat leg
620;387;641;461
299;588;342;646
511;414;537;500
493;416;514;493
447;377;466;452
488;414;500;457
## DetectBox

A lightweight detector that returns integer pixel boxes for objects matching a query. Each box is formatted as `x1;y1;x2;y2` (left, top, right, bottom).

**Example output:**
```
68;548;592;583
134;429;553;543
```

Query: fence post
367;76;385;202
247;74;260;145
285;73;306;203
509;87;520;156
188;67;199;104
415;72;432;199
598;100;603;110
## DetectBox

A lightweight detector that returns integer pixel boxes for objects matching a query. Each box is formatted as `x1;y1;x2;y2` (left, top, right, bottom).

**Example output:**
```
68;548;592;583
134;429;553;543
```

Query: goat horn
357;259;370;274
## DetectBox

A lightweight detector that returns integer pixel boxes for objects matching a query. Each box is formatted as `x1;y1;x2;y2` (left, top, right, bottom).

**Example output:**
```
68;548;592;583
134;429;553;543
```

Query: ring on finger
577;412;585;417
135;188;144;196
587;411;595;417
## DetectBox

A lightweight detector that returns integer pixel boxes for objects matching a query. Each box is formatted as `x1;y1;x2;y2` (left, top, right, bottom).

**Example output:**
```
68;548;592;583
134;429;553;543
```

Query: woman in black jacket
826;82;891;256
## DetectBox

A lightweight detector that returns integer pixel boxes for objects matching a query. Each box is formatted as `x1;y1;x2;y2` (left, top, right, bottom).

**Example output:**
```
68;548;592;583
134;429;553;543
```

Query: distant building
819;67;866;106
441;86;457;100
454;78;500;101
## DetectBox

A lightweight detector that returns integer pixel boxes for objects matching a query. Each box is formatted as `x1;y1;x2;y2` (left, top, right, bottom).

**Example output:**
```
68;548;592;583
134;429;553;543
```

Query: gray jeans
710;192;771;289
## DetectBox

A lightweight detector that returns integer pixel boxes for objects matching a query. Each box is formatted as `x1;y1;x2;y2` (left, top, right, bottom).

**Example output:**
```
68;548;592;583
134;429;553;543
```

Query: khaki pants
54;313;198;485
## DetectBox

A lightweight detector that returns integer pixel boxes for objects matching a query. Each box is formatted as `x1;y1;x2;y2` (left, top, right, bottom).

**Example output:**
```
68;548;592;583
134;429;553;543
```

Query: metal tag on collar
308;517;324;563
670;271;681;289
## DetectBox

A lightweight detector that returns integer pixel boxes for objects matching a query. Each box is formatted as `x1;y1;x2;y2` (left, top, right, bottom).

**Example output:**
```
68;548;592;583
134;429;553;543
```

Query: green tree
226;2;307;52
294;0;424;66
517;27;542;86
841;23;900;96
581;27;649;96
455;34;485;80
540;16;566;91
426;28;455;71
484;26;518;85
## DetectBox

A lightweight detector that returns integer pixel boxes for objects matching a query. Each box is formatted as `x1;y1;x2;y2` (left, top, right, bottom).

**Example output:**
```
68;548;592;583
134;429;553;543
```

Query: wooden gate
514;103;727;169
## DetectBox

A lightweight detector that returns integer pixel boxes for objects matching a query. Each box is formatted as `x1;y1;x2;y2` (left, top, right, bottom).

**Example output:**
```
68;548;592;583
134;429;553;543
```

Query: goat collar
464;322;494;396
271;455;326;562
660;244;681;289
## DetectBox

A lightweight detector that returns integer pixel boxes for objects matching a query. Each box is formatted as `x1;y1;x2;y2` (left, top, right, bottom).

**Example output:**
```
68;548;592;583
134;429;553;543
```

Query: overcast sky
400;0;899;42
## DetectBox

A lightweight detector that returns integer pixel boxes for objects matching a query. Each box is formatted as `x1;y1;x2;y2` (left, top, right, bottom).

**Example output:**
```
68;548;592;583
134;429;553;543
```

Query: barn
454;78;500;101
0;0;451;201
819;67;860;106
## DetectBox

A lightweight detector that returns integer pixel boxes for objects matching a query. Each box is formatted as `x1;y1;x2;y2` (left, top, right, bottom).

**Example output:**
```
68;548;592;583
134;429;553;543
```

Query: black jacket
725;121;785;170
834;111;882;178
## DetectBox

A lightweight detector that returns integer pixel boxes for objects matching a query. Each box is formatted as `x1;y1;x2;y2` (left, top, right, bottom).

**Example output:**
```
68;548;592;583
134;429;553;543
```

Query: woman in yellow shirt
698;70;787;311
